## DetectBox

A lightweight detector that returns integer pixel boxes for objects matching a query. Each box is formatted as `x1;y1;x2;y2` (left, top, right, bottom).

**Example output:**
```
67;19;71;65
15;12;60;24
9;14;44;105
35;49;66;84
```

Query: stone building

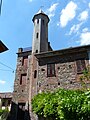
0;92;12;111
10;10;90;120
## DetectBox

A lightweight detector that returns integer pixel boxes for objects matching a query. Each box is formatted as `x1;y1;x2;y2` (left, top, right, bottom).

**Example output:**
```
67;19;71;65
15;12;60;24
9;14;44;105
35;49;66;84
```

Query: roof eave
35;44;90;59
0;40;8;53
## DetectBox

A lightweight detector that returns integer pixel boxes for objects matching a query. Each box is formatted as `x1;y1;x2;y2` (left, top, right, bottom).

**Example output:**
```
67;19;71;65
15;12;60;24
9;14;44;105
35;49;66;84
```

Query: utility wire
0;69;14;73
0;0;2;15
0;61;15;73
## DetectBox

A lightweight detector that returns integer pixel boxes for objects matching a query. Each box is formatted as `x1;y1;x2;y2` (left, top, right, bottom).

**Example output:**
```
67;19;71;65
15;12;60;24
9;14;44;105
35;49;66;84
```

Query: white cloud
29;0;33;2
46;3;59;18
89;3;90;8
60;1;77;27
82;28;89;33
79;31;90;45
57;22;60;26
69;23;82;35
0;80;6;84
78;10;88;21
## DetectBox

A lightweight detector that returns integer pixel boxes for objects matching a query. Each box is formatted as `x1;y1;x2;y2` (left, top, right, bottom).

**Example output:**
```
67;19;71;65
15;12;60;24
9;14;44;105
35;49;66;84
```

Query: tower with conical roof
32;9;50;53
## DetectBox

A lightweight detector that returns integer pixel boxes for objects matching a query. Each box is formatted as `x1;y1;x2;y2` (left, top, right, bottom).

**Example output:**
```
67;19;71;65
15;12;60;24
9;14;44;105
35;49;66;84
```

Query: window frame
47;63;56;77
22;56;28;67
76;59;86;73
20;73;27;85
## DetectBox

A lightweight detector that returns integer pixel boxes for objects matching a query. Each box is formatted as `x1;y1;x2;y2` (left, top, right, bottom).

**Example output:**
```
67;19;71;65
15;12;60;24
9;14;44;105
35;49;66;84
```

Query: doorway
17;103;25;120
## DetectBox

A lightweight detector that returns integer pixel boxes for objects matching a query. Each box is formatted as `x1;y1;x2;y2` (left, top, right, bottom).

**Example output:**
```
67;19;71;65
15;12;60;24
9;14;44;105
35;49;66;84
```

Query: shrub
32;89;90;120
0;108;9;120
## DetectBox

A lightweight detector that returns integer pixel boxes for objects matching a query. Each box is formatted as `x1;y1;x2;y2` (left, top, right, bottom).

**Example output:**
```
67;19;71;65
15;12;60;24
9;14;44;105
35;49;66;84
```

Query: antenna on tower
0;0;2;15
40;5;44;9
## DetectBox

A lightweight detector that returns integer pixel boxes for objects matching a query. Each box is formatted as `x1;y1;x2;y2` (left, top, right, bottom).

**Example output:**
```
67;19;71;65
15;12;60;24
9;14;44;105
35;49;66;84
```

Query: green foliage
0;109;3;116
0;108;9;120
32;89;90;120
80;66;90;89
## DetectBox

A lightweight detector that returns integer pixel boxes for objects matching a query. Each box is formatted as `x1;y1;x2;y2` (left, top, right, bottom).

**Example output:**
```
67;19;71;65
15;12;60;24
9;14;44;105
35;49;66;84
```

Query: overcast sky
0;0;90;92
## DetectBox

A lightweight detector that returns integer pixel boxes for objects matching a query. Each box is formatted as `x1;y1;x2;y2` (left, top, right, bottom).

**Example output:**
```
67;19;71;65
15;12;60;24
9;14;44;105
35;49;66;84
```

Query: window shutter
81;60;86;70
47;63;55;77
76;60;86;73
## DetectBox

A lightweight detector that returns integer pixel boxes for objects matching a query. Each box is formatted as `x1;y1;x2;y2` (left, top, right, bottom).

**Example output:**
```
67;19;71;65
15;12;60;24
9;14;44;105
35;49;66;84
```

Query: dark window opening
41;68;45;71
57;67;60;70
37;19;39;24
47;63;55;77
36;33;39;39
34;70;37;78
70;81;73;84
58;82;60;85
42;19;44;25
17;103;25;120
36;50;38;53
20;74;27;85
76;60;86;73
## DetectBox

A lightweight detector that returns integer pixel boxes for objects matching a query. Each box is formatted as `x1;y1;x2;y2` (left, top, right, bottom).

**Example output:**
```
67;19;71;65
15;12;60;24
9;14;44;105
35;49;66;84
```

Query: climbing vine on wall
80;66;90;89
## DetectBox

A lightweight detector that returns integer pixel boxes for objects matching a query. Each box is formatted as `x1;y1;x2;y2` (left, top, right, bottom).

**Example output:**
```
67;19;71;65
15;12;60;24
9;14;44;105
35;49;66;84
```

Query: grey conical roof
32;9;49;22
37;9;45;14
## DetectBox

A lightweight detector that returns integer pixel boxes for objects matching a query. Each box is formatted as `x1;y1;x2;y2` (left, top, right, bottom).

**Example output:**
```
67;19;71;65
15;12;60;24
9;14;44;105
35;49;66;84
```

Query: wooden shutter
47;64;55;77
76;60;86;73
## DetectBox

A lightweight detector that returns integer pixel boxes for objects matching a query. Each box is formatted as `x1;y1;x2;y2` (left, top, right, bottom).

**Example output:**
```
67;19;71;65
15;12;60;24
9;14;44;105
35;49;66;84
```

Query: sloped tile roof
0;92;12;98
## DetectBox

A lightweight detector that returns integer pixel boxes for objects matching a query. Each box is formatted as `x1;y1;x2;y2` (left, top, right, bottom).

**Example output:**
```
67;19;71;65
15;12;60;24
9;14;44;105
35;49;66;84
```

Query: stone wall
12;51;32;120
11;48;90;120
37;51;89;92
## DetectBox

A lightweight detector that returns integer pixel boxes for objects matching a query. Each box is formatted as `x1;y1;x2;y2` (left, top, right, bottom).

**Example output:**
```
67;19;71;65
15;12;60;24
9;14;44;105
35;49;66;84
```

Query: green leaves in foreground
0;108;9;120
32;89;90;120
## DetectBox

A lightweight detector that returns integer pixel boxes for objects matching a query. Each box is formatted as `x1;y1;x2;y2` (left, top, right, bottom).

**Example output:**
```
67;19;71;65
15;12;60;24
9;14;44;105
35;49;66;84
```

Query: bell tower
32;9;50;53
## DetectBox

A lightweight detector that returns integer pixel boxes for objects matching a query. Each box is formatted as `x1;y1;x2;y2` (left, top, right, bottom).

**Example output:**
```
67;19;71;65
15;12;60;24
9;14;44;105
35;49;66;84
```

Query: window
47;63;55;77
42;19;44;25
36;33;39;39
20;74;27;85
36;50;38;53
76;60;86;73
34;70;37;78
22;56;28;67
37;19;39;24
